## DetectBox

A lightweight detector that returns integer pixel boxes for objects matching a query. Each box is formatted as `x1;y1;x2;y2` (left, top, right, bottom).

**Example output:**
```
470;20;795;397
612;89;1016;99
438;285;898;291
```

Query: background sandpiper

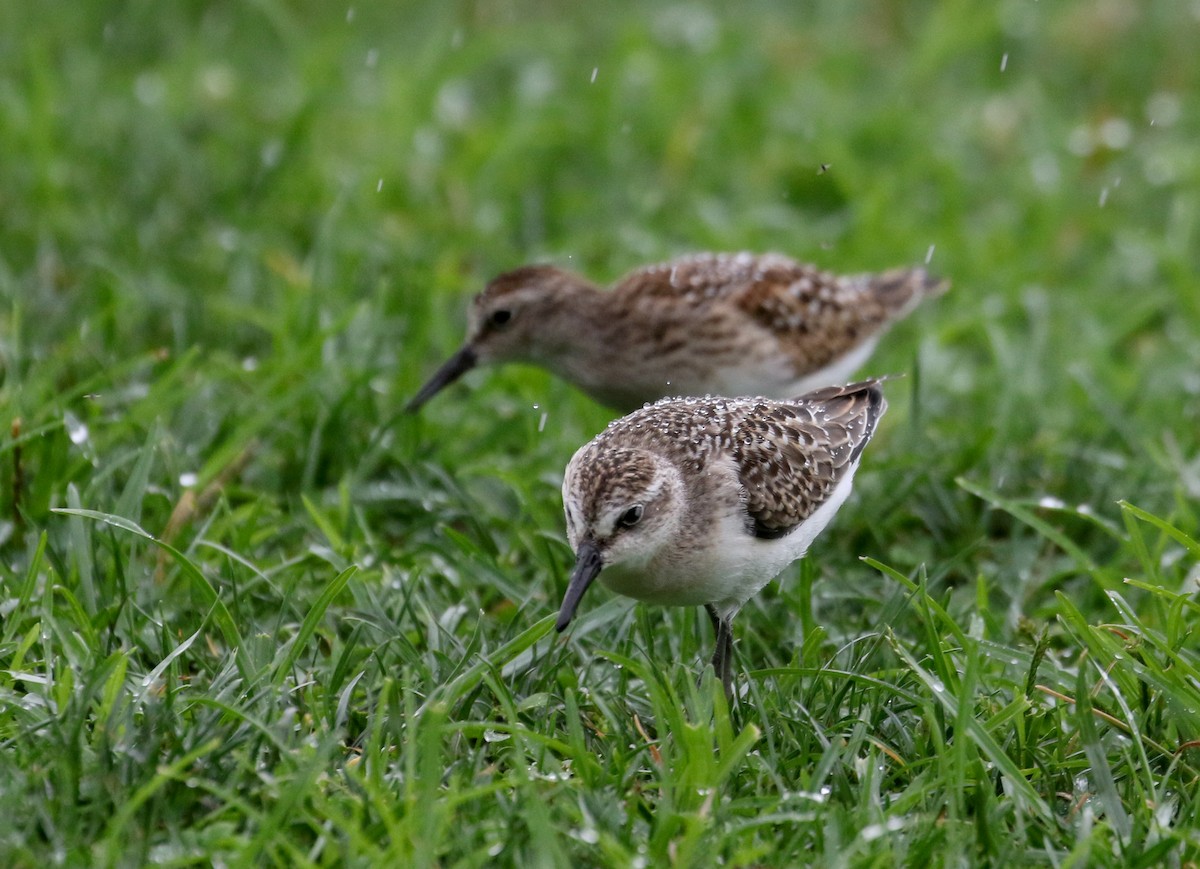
407;252;945;413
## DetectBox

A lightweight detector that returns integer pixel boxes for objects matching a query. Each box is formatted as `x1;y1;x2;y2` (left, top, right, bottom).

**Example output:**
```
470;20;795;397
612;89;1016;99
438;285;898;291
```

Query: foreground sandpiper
554;379;887;697
407;252;945;413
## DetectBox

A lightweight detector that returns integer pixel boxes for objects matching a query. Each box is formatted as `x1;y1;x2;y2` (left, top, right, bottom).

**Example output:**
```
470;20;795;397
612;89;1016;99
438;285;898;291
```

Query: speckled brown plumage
575;378;885;539
407;251;945;413
615;254;922;373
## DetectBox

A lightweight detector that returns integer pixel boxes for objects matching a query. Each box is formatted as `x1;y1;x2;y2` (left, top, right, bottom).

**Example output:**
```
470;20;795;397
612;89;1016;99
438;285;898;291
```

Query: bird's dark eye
618;504;644;528
489;309;512;328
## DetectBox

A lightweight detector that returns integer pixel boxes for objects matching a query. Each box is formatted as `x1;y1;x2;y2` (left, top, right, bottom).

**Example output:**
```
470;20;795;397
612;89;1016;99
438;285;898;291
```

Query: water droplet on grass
1030;153;1060;190
1145;92;1180;127
860;817;906;841
1099;117;1132;150
134;73;165;106
64;413;89;445
260;139;282;168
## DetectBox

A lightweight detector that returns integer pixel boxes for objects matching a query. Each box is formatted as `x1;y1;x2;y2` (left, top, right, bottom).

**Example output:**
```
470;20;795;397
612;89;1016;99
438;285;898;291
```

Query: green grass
2;0;1199;865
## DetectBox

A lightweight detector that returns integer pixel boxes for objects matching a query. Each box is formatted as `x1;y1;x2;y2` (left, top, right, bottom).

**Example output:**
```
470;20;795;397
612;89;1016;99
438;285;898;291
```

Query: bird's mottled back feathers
610;253;945;373
734;380;885;537
735;266;945;370
613;252;802;301
580;379;886;540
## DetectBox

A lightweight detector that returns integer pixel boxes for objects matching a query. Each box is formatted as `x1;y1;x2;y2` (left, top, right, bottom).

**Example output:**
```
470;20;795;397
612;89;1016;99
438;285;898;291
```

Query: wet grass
2;0;1199;865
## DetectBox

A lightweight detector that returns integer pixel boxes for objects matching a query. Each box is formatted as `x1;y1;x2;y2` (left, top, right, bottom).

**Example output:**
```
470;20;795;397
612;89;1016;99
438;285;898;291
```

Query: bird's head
556;447;684;631
406;265;587;412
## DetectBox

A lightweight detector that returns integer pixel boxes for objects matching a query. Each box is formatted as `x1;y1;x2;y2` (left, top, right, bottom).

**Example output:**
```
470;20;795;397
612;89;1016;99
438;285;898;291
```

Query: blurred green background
1;1;1198;865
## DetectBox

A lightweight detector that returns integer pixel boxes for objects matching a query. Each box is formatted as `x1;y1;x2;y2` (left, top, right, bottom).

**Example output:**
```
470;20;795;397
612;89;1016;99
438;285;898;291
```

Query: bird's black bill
406;346;478;412
556;540;604;632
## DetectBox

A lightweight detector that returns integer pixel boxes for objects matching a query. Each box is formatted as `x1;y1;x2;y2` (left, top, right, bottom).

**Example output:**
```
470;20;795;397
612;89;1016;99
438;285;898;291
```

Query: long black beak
406;346;478;412
556;539;604;632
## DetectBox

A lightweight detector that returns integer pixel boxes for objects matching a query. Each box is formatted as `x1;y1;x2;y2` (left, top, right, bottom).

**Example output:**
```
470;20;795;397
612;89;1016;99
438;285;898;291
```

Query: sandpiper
407;252;943;413
554;378;887;698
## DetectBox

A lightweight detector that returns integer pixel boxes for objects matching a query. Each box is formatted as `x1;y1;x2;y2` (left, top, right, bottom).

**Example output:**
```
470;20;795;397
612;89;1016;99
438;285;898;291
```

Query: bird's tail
798;378;889;463
867;267;950;318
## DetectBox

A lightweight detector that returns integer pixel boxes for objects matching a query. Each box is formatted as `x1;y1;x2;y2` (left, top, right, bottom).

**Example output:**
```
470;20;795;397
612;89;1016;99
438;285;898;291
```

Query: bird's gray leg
705;603;721;637
704;604;734;700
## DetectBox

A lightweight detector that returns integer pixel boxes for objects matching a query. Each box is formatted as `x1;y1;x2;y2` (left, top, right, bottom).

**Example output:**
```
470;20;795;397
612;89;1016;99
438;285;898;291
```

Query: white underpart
784;336;881;397
684;335;881;402
568;322;883;408
598;460;861;618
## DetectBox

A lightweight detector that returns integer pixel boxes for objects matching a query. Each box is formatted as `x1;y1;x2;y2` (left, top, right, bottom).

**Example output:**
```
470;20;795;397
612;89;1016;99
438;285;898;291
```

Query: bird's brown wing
732;380;886;538
733;266;909;372
615;253;914;371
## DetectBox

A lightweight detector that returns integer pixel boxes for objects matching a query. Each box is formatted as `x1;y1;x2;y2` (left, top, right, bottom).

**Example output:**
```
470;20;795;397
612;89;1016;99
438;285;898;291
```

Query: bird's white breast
597;463;860;617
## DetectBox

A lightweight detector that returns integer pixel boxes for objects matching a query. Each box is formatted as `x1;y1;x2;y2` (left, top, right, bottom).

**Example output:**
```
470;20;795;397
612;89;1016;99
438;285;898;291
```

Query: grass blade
271;564;358;685
52;507;251;679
